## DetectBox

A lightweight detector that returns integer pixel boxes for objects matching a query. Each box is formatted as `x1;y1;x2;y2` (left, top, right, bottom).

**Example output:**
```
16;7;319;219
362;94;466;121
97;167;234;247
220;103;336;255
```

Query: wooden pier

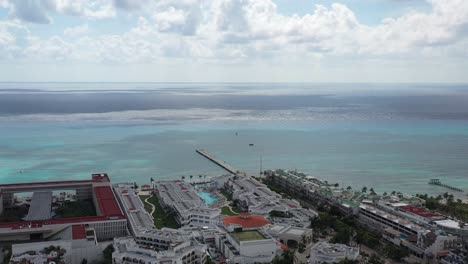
428;179;464;192
196;149;239;175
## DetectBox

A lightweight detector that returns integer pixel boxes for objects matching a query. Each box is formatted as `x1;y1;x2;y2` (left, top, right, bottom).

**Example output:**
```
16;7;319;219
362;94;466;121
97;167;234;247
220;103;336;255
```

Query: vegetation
337;259;359;264
220;189;233;201
0;205;28;222
140;195;153;213
2;244;12;264
417;193;468;221
143;195;178;229
367;254;385;264
271;250;294;264
383;244;410;261
55;199;96;218
221;206;238;216
298;242;306;253
92;244;114;264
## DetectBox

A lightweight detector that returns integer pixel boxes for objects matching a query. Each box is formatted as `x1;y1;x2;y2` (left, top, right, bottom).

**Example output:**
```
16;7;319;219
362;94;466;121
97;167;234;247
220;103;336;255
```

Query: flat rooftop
94;186;123;216
24;191;52;221
0;173;110;188
231;230;266;242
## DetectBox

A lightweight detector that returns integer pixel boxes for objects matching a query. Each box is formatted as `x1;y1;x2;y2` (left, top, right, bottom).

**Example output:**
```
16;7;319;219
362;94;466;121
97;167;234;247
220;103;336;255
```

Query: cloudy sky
0;0;467;83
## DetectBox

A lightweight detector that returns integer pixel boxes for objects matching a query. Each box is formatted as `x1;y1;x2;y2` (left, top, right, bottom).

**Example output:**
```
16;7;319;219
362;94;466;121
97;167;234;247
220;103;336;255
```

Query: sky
0;0;467;83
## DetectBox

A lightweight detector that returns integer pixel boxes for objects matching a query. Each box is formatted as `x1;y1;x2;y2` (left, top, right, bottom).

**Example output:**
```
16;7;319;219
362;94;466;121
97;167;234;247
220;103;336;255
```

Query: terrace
231;230;266;242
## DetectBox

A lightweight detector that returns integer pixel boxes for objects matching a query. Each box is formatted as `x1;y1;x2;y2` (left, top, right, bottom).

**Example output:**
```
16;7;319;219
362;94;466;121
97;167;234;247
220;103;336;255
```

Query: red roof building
223;213;269;228
399;205;439;218
94;186;123;217
72;225;86;240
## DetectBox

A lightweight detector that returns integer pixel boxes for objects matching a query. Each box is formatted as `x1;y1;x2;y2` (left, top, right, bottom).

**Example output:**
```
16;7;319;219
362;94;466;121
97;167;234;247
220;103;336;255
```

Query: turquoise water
198;192;219;205
1;119;468;197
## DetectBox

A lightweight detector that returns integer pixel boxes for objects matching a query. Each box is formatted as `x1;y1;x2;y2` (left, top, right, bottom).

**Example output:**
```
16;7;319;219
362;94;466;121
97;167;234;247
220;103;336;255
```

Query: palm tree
190;175;193;182
346;186;352;191
362;186;367;193
199;174;203;182
182;175;186;181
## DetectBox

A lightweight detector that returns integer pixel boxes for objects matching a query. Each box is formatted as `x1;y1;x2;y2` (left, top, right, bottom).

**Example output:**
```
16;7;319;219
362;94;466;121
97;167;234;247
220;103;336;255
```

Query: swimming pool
197;192;219;205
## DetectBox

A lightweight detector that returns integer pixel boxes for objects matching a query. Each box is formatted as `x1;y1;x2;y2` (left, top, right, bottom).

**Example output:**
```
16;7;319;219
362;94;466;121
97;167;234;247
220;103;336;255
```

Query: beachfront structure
113;182;216;263
213;213;281;264
264;169;362;215
264;169;467;260
113;236;209;264
9;224;104;264
215;230;279;264
224;176;317;228
359;203;457;258
307;242;359;264
113;183;155;236
265;224;313;248
0;174;127;242
155;180;220;227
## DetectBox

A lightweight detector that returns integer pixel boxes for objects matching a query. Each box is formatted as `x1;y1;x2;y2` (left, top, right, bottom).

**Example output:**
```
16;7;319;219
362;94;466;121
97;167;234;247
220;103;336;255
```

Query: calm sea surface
1;83;468;197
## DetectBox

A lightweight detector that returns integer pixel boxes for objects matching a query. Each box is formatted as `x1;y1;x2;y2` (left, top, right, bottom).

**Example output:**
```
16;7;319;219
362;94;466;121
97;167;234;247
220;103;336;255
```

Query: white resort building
308;242;359;264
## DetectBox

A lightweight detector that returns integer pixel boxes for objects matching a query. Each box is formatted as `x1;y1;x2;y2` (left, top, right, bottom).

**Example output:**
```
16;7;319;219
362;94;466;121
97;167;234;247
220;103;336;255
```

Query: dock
428;179;464;192
196;149;239;175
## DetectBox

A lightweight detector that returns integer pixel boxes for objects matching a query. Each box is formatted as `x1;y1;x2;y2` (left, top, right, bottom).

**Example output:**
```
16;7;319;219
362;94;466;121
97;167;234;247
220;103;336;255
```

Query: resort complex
1;156;468;263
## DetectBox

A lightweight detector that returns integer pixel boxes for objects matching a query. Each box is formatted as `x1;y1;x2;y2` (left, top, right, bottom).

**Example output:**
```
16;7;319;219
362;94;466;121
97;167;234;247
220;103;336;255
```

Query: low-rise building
265;224;312;248
113;236;208;264
225;176;317;228
9;224;104;264
308;242;359;264
0;174;127;243
155;181;220;227
215;213;280;264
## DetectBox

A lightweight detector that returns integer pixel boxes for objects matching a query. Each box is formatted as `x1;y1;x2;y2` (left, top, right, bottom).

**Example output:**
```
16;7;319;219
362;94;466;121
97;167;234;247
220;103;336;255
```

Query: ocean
1;83;468;197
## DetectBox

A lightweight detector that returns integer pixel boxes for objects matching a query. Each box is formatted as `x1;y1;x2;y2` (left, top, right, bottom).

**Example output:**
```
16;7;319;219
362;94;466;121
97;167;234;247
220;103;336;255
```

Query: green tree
102;244;114;264
271;250;294;264
298;243;306;253
384;244;409;261
362;186;367;193
81;259;88;264
368;254;385;264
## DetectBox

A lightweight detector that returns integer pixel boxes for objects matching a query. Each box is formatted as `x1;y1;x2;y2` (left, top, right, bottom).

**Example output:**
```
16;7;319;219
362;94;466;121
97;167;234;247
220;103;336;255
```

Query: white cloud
64;24;89;37
0;0;467;82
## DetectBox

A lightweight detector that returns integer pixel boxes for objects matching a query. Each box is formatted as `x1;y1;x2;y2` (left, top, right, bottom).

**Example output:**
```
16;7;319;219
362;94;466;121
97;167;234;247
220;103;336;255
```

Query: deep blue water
1;83;468;197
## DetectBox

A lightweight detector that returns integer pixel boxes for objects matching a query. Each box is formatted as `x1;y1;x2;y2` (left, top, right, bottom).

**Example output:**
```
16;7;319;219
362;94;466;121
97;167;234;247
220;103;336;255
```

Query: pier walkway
428;179;464;192
196;149;240;175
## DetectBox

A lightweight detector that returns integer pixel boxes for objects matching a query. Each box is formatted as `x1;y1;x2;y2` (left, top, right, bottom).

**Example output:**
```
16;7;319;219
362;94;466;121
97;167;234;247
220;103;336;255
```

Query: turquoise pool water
198;192;219;205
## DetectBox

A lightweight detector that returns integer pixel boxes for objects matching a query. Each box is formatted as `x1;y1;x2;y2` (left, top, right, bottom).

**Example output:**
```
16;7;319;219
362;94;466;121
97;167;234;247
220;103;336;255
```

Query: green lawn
232;230;266;242
140;195;178;229
221;206;238;216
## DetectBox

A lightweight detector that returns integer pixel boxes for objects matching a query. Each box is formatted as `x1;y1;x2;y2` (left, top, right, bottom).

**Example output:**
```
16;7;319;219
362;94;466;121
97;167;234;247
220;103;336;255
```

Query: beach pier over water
196;149;240;175
428;179;464;192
